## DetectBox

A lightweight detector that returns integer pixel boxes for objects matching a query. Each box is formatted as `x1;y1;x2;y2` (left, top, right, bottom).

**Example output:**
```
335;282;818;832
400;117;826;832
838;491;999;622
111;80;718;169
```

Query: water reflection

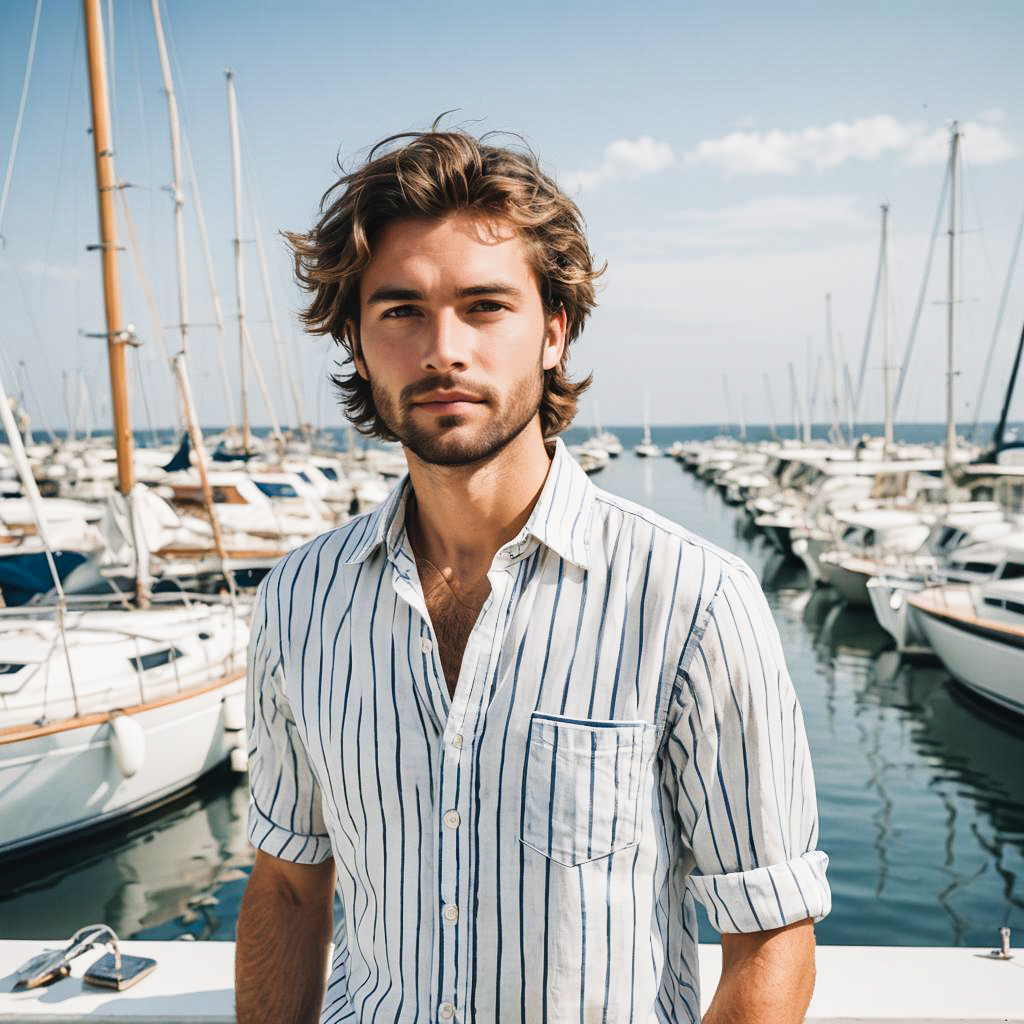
0;771;254;940
1;453;1022;946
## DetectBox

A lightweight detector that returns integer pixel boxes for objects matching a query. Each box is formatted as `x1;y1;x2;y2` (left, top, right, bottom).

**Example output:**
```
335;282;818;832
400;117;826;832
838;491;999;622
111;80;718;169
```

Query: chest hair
415;557;491;698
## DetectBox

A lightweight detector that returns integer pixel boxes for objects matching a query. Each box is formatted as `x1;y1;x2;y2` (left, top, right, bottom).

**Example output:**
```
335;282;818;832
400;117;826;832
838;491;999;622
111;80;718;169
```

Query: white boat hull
866;577;930;653
913;599;1024;717
819;555;873;605
0;674;245;857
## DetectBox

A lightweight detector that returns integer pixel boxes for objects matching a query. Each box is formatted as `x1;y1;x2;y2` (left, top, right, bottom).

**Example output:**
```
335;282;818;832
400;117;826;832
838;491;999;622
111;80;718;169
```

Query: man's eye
469;300;505;313
381;305;420;319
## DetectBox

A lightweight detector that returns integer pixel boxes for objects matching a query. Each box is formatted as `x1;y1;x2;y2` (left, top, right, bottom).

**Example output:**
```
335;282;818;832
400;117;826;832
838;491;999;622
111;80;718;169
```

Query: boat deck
0;939;1020;1021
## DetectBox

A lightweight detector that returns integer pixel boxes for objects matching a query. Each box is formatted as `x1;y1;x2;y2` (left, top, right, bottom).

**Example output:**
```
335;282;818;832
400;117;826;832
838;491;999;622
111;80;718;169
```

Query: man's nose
421;310;470;373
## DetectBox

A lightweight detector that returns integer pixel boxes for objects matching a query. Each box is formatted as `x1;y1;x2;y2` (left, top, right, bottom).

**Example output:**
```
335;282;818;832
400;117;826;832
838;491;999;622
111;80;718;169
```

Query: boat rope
970;198;1024;443
117;186;183;431
0;0;43;244
893;161;949;417
0;363;81;717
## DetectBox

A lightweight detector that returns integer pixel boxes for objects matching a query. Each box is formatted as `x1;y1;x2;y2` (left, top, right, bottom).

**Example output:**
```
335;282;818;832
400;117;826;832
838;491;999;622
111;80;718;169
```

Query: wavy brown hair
285;126;602;439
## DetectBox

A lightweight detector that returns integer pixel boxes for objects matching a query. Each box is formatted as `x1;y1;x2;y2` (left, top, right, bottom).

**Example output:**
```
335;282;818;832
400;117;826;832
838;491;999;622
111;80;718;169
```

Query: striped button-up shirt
246;438;831;1023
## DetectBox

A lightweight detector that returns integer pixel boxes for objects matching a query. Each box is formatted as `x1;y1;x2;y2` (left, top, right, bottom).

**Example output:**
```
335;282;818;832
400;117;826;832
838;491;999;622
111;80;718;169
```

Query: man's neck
404;421;553;581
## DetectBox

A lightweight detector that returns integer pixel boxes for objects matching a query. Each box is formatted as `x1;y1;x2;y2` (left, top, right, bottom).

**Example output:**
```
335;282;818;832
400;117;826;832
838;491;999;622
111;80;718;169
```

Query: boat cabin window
128;647;184;672
297;471;312;483
1009;600;1024;616
983;597;1004;609
999;562;1024;580
253;481;299;499
320;467;338;481
963;561;998;575
0;662;25;675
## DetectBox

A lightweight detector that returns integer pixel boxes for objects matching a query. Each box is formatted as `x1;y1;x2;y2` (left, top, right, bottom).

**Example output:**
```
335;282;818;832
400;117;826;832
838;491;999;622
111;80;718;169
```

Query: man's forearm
702;919;816;1024
235;863;334;1024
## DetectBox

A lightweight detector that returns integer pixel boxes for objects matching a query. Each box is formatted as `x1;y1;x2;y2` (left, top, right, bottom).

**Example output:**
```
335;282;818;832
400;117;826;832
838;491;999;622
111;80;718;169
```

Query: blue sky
1;0;1021;433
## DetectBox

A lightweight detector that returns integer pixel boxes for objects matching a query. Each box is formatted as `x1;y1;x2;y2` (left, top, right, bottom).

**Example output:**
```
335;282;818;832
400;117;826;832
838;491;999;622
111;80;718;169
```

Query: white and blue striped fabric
246;438;830;1023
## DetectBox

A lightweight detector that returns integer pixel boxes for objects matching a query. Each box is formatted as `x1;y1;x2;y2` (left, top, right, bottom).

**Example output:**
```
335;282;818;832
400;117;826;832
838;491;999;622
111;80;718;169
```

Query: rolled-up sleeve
246;576;332;864
665;560;830;933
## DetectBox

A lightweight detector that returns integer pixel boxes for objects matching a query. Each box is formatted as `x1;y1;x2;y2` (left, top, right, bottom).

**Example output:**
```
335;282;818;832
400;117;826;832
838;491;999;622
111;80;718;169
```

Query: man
236;128;830;1023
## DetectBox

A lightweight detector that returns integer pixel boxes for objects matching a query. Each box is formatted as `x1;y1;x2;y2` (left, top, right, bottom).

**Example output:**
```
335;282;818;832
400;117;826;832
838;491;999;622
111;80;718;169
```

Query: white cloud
611;195;864;256
686;114;1017;175
564;136;676;191
903;119;1018;166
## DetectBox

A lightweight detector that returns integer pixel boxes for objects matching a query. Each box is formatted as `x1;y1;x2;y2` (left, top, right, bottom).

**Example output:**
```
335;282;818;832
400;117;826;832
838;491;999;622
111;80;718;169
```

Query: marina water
1;425;1022;948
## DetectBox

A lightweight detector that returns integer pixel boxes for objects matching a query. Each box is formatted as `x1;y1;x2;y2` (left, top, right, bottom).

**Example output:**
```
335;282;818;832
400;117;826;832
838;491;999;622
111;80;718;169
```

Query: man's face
351;212;566;466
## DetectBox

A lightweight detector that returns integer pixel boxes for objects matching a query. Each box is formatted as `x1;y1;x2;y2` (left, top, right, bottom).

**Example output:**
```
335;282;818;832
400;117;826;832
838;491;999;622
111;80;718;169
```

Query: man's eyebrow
456;283;523;299
365;286;426;305
365;283;524;305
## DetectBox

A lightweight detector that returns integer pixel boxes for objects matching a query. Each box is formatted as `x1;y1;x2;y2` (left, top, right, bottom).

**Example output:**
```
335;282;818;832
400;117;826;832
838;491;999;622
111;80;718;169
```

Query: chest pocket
520;712;654;868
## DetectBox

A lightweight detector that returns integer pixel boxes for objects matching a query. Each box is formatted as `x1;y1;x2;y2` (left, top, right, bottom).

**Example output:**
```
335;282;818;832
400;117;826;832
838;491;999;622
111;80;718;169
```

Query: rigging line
238;108;310;431
853;218;885;421
181;130;239;432
0;0;44;242
893;159;950;417
37;2;82;317
117;186;182;431
971;199;1024;442
18;358;57;443
961;147;999;292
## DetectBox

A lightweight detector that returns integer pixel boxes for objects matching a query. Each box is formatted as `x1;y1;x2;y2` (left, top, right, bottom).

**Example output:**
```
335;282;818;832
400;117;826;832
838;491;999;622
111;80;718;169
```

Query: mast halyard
227;70;251;453
84;0;133;496
151;0;189;359
945;123;961;473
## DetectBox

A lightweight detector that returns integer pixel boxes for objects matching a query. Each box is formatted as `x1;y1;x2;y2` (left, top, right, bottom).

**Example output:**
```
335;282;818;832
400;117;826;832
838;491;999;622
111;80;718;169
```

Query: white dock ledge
0;940;1021;1022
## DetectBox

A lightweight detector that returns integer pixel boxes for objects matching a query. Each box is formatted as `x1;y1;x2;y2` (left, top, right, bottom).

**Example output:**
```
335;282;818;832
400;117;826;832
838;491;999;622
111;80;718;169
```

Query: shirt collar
337;436;595;571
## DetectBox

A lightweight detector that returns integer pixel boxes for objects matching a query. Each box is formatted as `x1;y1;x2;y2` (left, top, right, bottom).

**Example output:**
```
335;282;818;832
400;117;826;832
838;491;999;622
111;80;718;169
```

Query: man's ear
542;306;568;371
347;320;368;380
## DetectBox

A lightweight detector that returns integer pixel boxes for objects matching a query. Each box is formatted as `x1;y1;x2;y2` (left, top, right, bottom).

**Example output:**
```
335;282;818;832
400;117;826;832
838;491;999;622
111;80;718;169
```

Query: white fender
229;747;249;773
222;692;246;733
110;712;146;779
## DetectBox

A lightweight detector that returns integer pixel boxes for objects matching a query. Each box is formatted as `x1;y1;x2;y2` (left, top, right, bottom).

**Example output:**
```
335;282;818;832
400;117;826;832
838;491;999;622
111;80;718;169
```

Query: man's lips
412;392;484;412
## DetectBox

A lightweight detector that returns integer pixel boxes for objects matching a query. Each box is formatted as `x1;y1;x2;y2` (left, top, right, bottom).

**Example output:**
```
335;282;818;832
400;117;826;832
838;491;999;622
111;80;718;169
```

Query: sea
1;423;1022;949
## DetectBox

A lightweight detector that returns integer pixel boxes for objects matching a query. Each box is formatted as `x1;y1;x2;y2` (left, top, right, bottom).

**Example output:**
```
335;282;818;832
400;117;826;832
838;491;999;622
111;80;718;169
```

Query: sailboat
0;0;250;858
634;388;662;457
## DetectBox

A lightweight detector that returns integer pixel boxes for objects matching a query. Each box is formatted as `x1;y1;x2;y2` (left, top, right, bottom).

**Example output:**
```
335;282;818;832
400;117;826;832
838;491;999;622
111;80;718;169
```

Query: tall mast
787;361;800;441
150;0;188;358
227;70;250;452
826;293;843;445
84;0;133;494
763;372;778;440
881;203;894;456
945;124;961;471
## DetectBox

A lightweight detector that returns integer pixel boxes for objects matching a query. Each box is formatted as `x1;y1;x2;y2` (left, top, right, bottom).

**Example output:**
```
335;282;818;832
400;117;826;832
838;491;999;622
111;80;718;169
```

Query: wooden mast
84;0;133;495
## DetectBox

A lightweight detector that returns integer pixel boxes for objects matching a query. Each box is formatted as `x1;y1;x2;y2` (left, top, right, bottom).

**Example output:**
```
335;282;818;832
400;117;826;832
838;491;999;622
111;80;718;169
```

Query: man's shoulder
590;485;748;582
259;513;380;597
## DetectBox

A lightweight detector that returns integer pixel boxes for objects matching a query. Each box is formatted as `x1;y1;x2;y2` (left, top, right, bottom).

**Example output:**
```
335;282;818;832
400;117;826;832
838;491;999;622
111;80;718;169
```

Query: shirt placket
434;551;521;1023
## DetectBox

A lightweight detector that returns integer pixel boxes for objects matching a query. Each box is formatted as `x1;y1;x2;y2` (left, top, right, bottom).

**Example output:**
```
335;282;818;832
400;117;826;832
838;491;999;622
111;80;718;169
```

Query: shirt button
442;904;459;922
452;733;463;749
420;636;433;653
439;1003;455;1020
443;809;460;829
